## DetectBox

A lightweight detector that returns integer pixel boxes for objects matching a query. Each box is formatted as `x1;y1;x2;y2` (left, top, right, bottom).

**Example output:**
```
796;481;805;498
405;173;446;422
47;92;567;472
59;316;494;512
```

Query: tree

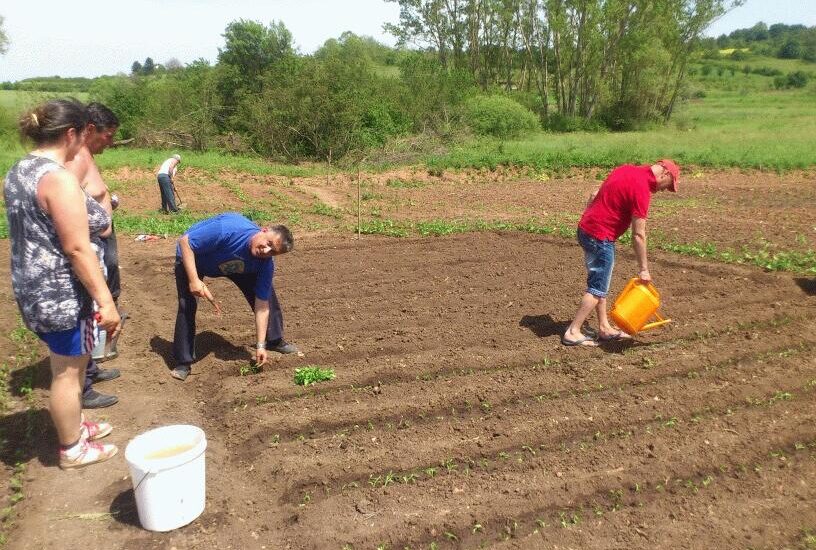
0;15;9;55
217;19;293;88
801;28;816;62
142;57;156;75
164;57;183;71
778;39;801;59
131;60;143;75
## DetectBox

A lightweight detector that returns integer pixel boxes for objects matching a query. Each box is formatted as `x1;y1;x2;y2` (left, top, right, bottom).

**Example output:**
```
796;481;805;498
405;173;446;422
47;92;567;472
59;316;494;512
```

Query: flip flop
561;334;598;347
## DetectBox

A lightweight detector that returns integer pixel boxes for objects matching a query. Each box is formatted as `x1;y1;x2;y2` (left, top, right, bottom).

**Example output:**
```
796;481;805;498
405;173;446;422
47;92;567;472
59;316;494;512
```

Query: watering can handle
633;277;660;300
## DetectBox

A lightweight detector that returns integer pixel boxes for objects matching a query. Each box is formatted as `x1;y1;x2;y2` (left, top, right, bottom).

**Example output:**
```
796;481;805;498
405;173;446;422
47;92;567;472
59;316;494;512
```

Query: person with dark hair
170;213;298;381
66;102;123;409
156;154;181;213
562;160;680;347
4;99;120;468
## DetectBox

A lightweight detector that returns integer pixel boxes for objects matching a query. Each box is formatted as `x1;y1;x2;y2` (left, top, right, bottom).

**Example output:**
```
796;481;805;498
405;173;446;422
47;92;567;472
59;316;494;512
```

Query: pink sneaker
60;439;118;469
80;419;113;441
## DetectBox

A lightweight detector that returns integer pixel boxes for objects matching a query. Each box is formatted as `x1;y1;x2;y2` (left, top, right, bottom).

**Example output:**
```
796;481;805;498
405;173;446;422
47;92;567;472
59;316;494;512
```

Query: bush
753;66;783;77
775;71;810;90
543;113;605;132
730;49;748;61
786;71;809;88
463;95;539;138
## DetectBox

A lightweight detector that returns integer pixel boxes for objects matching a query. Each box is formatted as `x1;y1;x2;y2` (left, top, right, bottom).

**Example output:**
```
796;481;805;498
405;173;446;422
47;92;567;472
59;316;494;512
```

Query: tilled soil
2;228;815;550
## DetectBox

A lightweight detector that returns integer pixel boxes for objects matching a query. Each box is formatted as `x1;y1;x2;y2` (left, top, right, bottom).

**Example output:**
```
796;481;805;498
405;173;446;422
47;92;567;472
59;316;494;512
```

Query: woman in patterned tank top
3;99;121;469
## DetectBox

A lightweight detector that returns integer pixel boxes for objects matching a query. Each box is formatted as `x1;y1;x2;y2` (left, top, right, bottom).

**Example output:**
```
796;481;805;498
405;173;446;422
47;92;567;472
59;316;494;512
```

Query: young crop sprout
294;366;336;386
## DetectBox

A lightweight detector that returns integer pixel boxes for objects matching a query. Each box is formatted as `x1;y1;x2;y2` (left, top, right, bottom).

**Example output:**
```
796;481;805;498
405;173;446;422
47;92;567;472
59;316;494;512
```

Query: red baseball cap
658;159;679;192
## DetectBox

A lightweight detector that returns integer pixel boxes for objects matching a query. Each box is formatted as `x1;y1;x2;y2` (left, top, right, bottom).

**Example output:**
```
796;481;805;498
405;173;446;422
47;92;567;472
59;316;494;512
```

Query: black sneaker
269;339;299;354
82;389;119;409
90;367;121;384
170;365;191;381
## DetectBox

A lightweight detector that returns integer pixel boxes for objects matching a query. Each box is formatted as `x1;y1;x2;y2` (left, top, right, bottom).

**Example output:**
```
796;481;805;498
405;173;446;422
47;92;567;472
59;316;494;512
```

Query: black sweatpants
172;259;284;366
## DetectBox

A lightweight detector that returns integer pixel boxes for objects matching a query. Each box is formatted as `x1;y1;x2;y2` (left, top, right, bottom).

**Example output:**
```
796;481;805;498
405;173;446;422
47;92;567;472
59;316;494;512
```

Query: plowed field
1;168;815;549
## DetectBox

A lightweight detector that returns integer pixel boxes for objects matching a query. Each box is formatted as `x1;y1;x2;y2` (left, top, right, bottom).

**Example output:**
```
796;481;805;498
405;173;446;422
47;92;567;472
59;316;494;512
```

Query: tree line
2;2;747;162
708;22;816;62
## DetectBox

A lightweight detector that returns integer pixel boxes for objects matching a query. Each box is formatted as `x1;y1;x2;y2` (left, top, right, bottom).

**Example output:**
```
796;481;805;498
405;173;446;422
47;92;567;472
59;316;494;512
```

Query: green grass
0;90;90;112
113;211;206;236
386;178;426;189
96;148;328;177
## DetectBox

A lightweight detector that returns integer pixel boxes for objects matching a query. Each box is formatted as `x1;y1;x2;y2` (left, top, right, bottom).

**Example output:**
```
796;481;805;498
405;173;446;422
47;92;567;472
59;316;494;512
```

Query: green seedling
294;366;336;386
400;473;417;484
559;511;581;528
472;522;484;534
383;471;396;487
239;362;262;376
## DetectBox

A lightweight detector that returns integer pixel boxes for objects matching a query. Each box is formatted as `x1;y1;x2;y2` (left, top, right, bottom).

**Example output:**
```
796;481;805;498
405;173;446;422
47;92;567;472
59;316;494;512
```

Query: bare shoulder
64;149;91;177
40;168;82;194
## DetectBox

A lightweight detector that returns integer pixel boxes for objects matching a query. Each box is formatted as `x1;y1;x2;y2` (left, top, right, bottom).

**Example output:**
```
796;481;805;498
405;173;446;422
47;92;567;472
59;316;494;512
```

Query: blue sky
0;0;814;82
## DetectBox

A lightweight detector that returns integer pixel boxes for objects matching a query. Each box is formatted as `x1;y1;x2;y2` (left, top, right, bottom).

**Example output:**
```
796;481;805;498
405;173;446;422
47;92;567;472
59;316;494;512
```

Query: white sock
62;440;83;458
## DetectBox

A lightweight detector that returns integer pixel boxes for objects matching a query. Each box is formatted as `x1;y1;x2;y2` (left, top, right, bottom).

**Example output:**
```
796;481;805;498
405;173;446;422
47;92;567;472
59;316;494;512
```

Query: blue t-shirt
177;213;273;300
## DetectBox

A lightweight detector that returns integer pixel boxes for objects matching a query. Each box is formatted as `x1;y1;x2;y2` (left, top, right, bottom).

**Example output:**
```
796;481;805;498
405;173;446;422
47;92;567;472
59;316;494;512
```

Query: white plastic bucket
124;424;207;531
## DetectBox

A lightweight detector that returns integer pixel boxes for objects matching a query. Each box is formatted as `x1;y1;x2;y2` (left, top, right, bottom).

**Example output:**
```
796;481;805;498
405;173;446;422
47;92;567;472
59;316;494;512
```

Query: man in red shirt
562;159;679;346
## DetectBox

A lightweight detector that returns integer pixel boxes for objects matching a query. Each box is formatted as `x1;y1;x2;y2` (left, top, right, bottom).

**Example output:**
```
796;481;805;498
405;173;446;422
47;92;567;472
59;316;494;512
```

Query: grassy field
429;85;816;171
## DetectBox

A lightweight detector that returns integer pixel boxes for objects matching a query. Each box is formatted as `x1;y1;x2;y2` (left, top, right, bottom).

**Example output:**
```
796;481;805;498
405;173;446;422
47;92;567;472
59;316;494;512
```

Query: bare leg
596;297;612;335
596;297;629;339
50;352;87;446
564;293;600;345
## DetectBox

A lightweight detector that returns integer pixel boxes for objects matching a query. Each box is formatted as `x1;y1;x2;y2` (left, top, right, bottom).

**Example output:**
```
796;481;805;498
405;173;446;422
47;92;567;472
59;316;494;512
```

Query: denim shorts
36;316;96;356
578;228;615;298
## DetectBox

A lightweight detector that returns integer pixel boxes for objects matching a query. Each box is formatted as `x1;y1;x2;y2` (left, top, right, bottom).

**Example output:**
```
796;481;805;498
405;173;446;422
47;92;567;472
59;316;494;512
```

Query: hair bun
30;113;39;127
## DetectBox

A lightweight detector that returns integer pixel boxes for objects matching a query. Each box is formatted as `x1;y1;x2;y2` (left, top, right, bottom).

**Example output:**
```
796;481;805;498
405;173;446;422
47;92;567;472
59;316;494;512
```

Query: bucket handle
132;468;155;493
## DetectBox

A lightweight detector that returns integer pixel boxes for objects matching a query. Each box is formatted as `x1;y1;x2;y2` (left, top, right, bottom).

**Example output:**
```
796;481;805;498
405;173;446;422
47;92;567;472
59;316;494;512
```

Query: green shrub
544;113;606;132
463;95;539;138
774;71;810;90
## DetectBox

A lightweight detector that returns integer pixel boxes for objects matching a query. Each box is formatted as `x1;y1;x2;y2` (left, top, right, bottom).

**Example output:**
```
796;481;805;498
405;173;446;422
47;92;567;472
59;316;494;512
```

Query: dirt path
2;226;815;549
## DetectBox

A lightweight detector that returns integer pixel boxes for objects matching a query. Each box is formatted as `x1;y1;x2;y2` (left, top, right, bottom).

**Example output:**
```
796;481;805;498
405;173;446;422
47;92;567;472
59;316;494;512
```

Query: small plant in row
294;366;336;386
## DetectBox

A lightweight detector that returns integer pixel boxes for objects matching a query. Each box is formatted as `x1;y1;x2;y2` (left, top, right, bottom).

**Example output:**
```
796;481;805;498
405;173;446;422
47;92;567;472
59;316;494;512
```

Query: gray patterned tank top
4;155;111;332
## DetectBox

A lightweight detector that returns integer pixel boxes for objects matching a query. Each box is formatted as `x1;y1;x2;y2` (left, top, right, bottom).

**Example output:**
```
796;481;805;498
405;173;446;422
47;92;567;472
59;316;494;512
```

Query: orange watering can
609;278;671;335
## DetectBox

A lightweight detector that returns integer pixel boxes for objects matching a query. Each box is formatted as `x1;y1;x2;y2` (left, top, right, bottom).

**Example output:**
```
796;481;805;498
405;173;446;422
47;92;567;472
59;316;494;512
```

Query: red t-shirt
578;164;654;241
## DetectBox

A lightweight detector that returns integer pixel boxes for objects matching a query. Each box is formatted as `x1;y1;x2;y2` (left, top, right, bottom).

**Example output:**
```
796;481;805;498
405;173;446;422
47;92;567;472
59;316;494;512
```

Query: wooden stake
357;164;361;239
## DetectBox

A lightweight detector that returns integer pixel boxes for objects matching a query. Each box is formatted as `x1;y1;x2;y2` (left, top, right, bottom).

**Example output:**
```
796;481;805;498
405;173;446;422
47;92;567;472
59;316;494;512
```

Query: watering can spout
640;314;671;332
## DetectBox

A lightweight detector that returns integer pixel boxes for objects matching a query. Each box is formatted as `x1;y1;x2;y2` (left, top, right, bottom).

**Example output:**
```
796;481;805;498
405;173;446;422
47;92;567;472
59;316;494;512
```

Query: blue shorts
578;228;615;298
36;317;96;356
